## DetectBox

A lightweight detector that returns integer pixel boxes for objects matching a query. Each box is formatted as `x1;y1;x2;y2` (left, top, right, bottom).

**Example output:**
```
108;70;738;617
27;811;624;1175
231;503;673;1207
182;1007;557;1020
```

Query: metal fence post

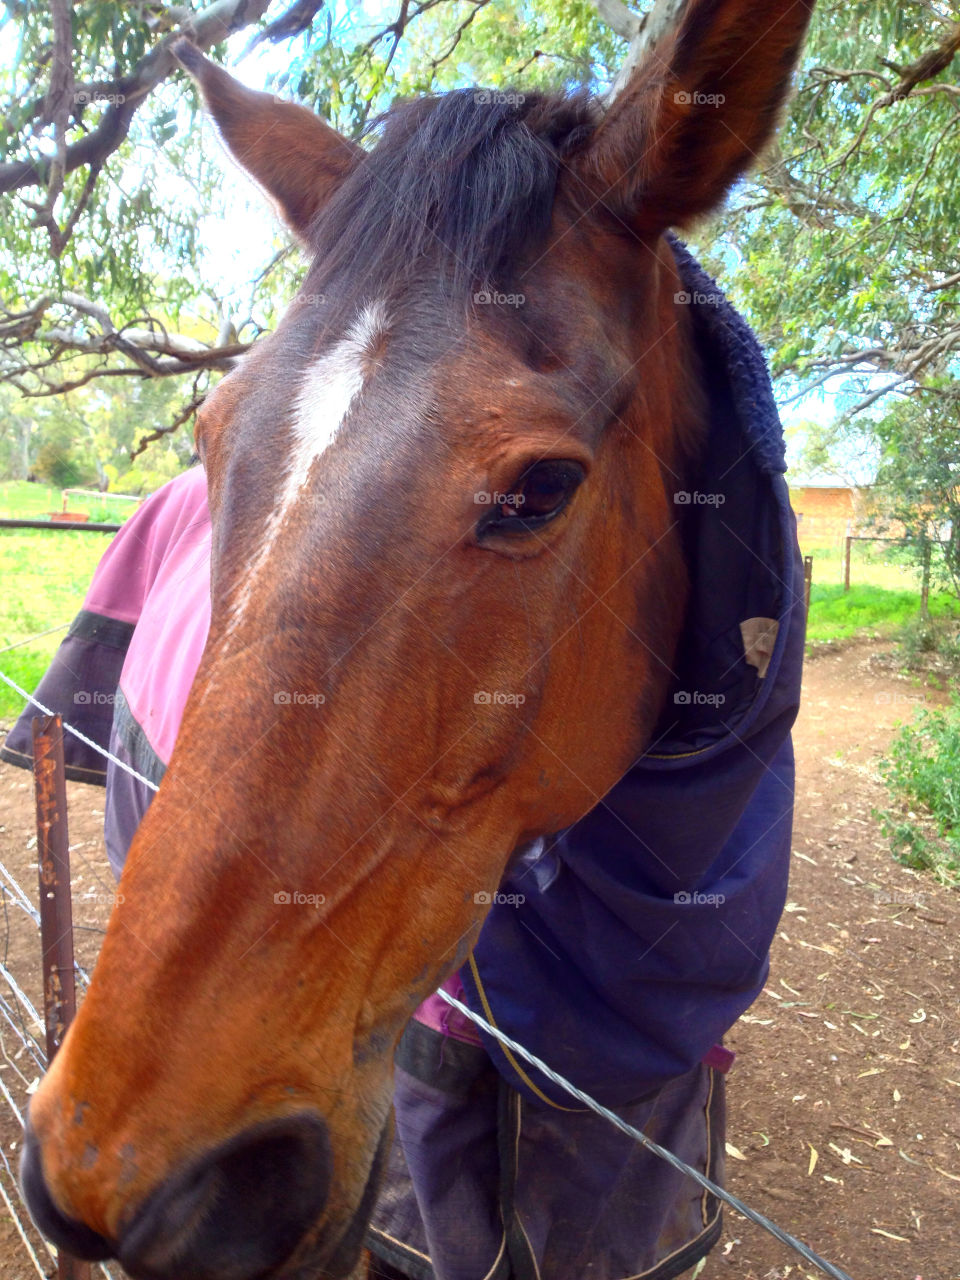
31;714;89;1280
803;555;813;619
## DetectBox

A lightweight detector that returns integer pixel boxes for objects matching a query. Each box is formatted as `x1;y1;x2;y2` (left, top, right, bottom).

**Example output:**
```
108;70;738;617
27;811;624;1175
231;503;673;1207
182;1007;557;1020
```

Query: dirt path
0;639;956;1280
701;641;959;1280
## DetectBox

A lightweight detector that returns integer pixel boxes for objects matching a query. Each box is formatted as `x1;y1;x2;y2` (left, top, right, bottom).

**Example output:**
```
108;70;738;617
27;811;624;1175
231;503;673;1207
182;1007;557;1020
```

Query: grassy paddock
800;539;960;645
0;478;139;525
0;530;114;720
806;584;960;646
0;481;135;721
799;538;927;593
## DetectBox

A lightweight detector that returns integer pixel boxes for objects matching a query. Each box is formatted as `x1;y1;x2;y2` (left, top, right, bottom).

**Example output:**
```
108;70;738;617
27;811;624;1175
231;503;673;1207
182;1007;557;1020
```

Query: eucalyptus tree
1;0;959;490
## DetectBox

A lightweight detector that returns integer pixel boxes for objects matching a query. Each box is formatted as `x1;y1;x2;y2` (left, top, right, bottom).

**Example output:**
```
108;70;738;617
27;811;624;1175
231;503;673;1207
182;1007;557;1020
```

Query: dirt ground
0;638;957;1280
702;641;959;1280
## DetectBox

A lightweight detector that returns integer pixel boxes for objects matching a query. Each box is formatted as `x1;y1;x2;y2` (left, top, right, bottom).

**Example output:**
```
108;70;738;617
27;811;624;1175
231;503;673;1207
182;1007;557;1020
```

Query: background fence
0;712;117;1280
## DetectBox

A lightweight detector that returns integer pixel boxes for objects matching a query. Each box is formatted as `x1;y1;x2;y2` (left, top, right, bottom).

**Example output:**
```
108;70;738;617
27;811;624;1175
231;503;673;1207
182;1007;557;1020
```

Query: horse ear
570;0;815;234
173;41;361;242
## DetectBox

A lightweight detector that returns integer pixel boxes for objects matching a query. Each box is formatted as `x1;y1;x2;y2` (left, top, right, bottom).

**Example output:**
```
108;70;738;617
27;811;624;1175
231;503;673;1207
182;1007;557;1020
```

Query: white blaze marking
220;301;389;647
288;299;388;500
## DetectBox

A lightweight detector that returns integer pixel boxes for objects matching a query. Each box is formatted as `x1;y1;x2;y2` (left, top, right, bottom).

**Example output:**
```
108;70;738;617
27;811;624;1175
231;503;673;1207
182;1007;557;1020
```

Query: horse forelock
306;88;599;310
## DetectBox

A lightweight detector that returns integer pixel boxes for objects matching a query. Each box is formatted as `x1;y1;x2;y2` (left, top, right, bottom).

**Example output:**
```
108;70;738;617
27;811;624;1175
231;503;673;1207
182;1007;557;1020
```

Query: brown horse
22;2;814;1277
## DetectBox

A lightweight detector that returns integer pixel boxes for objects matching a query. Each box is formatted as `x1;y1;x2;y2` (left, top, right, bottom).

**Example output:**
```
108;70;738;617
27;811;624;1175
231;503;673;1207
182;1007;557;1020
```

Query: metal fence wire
0;840;115;1279
0;662;854;1280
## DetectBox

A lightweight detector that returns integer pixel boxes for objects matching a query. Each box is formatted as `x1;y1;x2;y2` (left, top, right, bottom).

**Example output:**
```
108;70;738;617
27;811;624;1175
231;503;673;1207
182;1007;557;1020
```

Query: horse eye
519;460;585;516
480;460;585;537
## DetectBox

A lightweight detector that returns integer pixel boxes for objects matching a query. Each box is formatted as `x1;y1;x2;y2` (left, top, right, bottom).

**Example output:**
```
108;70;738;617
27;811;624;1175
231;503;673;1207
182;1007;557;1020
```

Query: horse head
23;2;813;1276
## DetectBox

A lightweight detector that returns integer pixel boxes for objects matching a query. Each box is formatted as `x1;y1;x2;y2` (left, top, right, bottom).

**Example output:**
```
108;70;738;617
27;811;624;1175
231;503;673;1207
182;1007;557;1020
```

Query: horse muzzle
21;1112;336;1280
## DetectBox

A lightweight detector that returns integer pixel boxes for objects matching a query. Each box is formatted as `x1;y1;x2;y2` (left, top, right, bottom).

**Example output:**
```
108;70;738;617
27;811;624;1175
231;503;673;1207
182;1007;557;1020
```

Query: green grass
877;698;960;886
0;480;140;719
0;530;111;720
0;478;139;525
802;538;960;644
806;583;960;645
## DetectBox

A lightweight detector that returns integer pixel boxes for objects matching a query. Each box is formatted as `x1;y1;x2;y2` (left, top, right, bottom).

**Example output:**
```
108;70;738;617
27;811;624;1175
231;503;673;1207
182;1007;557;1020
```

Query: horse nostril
20;1123;115;1261
118;1113;332;1280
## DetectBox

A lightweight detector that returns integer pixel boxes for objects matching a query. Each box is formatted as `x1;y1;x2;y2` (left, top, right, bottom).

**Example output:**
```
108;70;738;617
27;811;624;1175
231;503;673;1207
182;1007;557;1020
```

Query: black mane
307;88;598;307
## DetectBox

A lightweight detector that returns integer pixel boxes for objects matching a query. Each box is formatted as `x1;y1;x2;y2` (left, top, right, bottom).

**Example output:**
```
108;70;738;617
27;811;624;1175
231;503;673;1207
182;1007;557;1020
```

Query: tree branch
820;21;960;174
591;0;641;43
0;293;253;396
876;20;960;107
0;0;276;195
244;0;327;51
780;319;960;419
925;269;960;293
29;0;76;257
603;0;689;105
428;0;495;72
129;381;208;461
